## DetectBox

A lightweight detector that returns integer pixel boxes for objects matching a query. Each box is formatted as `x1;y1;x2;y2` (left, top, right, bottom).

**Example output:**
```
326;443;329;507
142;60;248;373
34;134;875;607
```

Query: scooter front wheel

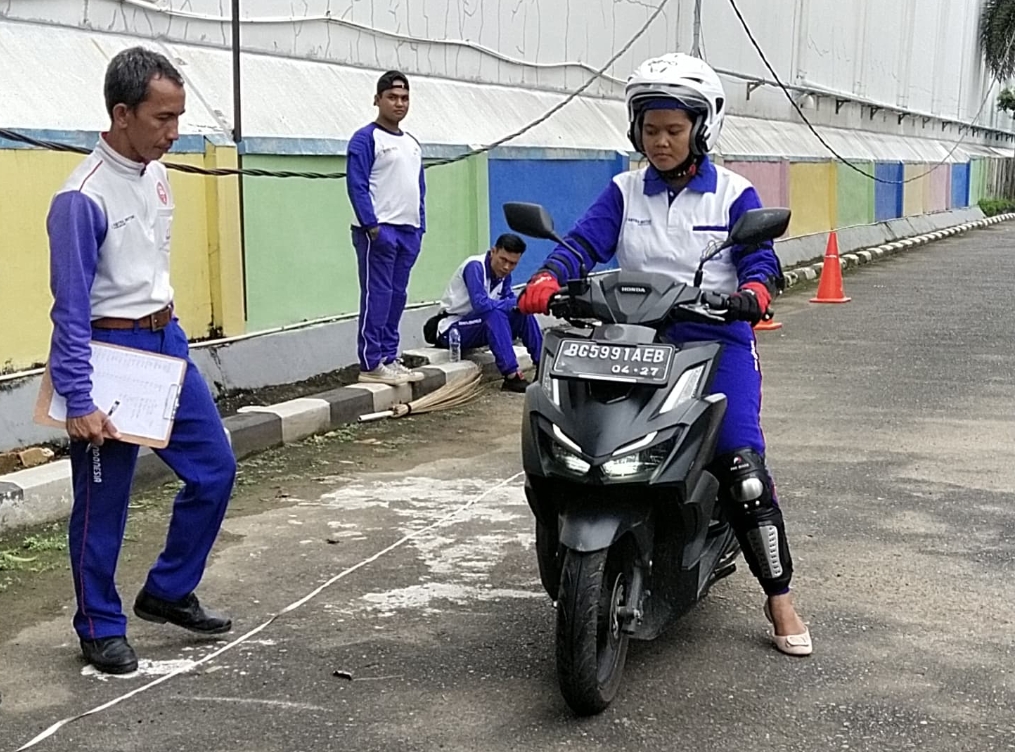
555;545;631;715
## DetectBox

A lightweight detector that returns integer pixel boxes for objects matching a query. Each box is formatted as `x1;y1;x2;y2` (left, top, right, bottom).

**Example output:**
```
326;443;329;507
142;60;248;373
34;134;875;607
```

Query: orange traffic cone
809;231;852;304
753;316;783;331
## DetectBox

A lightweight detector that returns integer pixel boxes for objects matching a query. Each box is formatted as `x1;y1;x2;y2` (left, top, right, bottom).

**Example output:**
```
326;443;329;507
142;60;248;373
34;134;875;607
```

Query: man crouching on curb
424;234;543;392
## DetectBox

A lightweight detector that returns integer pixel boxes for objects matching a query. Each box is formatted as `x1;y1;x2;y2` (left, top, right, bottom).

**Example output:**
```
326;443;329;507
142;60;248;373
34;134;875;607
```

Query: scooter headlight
548;424;590;475
549;441;591;474
601;436;677;478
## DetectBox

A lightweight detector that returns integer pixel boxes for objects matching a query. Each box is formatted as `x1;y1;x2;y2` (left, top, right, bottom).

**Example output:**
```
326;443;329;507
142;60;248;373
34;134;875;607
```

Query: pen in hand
87;400;121;454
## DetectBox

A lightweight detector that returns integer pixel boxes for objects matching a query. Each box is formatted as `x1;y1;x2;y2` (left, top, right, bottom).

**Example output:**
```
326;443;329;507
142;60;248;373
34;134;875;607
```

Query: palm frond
981;0;1015;81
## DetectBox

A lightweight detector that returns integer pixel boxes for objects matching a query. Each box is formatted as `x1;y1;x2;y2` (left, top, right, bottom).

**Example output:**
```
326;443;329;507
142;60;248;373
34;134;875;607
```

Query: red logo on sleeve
157;183;168;205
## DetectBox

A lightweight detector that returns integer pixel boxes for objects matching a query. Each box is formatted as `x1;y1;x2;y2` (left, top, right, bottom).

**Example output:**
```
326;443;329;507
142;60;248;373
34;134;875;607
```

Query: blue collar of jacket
485;252;502;285
643;156;718;196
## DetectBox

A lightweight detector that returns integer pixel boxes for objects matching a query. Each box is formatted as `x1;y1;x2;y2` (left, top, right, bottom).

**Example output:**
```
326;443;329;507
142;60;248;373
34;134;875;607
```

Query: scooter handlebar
547;285;732;325
548;291;572;319
699;291;729;310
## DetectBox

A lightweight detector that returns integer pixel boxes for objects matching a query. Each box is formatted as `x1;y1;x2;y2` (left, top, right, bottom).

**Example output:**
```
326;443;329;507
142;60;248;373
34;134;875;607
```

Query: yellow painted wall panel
903;164;927;216
0;150;83;370
0;149;215;371
163;155;214;340
203;144;245;337
788;162;836;238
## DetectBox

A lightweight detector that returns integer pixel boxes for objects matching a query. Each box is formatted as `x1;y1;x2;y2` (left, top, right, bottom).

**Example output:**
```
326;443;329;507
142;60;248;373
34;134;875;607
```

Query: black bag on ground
423;311;449;345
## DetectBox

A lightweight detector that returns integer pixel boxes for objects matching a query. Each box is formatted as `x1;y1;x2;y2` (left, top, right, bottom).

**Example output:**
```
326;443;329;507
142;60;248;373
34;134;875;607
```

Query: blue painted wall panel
488;155;628;283
874;162;904;221
951;162;970;208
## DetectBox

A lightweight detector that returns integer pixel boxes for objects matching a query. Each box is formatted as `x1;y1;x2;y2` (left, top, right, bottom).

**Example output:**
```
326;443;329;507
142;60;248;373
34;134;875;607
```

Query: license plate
551;340;676;385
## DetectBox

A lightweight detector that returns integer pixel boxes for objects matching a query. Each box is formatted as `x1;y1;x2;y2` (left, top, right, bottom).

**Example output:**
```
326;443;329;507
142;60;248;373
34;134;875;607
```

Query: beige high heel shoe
764;600;813;657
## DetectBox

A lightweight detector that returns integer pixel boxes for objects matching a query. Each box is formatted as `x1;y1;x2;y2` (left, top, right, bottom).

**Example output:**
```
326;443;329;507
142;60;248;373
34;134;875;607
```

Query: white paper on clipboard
41;342;187;448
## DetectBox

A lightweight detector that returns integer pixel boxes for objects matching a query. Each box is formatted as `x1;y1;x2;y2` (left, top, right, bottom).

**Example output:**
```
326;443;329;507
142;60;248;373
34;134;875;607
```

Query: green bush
998;88;1015;114
979;197;1015;216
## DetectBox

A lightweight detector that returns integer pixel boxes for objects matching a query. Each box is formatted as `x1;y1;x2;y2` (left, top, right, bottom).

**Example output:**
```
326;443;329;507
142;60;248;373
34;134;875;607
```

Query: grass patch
978;197;1015;217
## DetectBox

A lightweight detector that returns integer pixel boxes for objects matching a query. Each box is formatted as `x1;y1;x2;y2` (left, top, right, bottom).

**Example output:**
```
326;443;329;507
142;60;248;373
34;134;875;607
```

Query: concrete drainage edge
0;346;531;534
783;213;1015;289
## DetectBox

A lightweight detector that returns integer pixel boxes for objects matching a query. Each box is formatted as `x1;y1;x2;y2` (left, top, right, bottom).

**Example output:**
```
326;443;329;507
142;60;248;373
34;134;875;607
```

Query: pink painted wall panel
929;163;950;210
724;161;789;209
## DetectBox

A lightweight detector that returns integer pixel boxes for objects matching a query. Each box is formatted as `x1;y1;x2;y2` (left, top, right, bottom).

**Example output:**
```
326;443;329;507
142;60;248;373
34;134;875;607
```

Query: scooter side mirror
503;202;559;242
725;207;792;248
693;208;791;287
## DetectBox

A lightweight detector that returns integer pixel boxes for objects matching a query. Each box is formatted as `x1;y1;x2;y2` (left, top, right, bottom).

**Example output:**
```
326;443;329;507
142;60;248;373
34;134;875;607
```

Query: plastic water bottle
449;327;461;363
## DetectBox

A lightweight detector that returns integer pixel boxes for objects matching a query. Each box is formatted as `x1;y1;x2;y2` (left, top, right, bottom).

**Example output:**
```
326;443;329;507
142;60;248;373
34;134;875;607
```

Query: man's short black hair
377;70;409;95
104;46;184;118
494;233;526;255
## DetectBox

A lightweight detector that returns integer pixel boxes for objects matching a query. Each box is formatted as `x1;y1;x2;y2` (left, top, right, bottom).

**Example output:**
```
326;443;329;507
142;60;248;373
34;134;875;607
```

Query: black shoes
501;373;531;393
133;590;232;635
80;636;139;675
79;592;230;674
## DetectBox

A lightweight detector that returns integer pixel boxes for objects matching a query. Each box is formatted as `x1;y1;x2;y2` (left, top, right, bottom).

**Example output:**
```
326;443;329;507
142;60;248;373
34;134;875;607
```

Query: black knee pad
711;449;793;593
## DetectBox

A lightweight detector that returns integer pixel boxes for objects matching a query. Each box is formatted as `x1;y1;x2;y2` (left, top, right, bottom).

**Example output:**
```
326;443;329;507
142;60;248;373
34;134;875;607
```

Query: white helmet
625;53;727;157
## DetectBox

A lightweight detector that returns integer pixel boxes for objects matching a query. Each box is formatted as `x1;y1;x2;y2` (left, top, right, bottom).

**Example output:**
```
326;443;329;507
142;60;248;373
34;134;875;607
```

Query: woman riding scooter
517;53;812;656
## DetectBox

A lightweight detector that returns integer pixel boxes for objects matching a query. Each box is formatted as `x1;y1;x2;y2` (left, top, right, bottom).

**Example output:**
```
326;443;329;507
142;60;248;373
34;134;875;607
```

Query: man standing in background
347;70;427;386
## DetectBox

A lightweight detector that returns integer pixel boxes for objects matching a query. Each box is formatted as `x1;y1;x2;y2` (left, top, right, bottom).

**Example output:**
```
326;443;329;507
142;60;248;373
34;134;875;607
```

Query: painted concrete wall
925;164;951;213
836;162;876;227
788;163;837;237
904;164;929;217
0;135;1005;374
724;161;789;211
951;163;970;208
0;149;80;371
967;161;983;206
241;152;489;332
487;154;627;283
0;143;242;372
874;163;905;222
240;154;352;332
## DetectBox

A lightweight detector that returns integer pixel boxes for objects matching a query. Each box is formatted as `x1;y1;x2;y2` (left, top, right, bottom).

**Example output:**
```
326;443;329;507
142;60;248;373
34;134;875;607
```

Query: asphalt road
2;224;1015;752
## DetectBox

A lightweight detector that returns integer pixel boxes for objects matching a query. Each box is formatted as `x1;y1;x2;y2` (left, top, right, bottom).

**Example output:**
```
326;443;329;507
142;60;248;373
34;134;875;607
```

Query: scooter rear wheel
555;546;631;715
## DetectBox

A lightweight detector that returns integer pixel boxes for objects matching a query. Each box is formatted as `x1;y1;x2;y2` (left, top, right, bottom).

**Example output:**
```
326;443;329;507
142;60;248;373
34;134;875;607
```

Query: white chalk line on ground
14;471;525;752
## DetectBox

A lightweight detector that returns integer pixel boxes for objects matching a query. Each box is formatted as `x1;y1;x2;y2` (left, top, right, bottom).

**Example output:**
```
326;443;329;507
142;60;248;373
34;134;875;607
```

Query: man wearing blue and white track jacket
347;70;427;386
47;47;235;676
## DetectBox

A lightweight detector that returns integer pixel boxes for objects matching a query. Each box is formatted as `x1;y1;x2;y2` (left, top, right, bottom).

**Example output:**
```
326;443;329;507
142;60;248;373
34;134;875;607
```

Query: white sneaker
358;364;410;385
389;359;425;382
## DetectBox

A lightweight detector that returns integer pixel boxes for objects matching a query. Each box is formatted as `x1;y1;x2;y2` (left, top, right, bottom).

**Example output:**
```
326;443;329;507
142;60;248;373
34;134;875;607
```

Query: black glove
724;289;765;325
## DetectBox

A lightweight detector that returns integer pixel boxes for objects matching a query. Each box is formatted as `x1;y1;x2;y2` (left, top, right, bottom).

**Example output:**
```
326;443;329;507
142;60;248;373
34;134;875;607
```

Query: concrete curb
0;345;532;534
782;213;1015;290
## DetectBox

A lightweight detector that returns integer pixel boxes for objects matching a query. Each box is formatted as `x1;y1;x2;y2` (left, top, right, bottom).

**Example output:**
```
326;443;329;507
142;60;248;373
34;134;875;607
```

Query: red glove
741;282;772;314
725;282;772;325
518;271;561;316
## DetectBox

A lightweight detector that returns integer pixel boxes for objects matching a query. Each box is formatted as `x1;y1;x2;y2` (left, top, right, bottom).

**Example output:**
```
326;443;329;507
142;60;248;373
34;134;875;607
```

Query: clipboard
34;342;188;449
